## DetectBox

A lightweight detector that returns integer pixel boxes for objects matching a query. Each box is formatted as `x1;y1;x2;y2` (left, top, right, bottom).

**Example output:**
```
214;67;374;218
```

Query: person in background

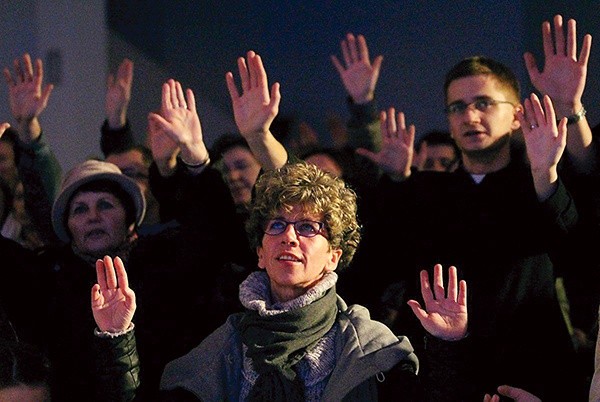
355;54;589;401
1;53;61;249
209;132;262;219
412;130;460;172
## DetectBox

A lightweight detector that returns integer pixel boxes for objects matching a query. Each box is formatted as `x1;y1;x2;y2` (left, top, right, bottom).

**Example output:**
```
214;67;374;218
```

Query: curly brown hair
246;161;361;270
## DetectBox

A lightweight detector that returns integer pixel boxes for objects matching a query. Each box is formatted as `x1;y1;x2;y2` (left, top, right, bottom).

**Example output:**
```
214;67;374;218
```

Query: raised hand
147;79;208;168
147;110;180;176
331;33;383;104
105;58;134;128
91;256;136;333
225;50;281;140
524;14;591;117
355;107;415;179
483;385;541;402
407;264;468;341
3;53;54;141
517;93;567;171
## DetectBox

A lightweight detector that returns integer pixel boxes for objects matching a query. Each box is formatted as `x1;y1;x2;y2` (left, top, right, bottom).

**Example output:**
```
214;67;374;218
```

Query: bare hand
106;58;134;128
91;256;136;333
524;14;591;116
225;51;280;140
516;93;567;172
3;53;53;140
148;79;208;166
356;107;414;179
407;264;468;341
331;33;383;104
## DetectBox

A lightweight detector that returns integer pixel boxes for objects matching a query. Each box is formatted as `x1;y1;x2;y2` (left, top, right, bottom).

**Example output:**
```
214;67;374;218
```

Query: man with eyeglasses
341;15;597;401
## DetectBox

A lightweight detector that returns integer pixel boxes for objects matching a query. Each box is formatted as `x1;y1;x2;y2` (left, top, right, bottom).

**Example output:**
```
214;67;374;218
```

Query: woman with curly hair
159;161;468;401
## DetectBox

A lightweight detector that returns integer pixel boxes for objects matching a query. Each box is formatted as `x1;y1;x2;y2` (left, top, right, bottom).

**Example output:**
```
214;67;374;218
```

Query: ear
511;104;523;131
256;246;266;270
325;248;343;272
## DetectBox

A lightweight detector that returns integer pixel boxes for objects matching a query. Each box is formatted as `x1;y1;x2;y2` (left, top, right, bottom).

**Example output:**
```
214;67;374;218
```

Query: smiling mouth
277;255;301;262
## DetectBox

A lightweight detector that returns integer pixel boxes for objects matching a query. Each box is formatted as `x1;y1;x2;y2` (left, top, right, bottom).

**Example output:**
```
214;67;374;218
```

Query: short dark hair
444;56;520;103
107;144;153;168
416;130;459;156
209;133;250;162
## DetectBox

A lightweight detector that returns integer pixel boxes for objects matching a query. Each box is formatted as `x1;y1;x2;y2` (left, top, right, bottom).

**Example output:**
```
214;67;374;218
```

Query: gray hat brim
52;169;146;243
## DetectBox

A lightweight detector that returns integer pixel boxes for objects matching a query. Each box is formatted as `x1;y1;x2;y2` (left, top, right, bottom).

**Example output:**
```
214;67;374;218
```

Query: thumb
0;122;10;138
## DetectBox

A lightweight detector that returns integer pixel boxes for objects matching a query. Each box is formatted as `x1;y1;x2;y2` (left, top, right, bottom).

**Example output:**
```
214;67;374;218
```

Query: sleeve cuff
94;322;135;339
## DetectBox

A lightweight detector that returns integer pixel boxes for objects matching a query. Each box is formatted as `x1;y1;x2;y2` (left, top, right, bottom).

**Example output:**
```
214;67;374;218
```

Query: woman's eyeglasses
264;219;325;238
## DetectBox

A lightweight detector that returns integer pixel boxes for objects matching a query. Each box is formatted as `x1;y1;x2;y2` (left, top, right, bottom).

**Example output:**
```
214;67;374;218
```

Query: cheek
66;217;83;239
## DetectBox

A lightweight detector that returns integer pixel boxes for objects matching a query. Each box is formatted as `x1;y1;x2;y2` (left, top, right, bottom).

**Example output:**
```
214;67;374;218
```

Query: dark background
107;1;600;147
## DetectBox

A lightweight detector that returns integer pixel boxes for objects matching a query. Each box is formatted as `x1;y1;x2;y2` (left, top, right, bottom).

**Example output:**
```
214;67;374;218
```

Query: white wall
0;1;107;173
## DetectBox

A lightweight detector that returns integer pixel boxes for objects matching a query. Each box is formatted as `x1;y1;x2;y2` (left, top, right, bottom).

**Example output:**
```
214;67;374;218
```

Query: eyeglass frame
263;218;326;238
444;97;516;115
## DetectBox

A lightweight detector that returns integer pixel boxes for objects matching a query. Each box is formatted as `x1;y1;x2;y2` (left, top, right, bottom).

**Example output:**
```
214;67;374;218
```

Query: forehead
446;75;512;103
70;190;122;204
276;204;322;220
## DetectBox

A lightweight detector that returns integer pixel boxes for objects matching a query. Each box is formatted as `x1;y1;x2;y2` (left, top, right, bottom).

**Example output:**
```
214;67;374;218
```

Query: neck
461;136;511;174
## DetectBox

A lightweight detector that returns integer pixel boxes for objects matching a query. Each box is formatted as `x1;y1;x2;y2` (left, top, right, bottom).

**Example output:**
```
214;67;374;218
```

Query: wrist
94;322;135;338
556;105;586;126
107;113;127;129
179;154;210;168
352;91;375;105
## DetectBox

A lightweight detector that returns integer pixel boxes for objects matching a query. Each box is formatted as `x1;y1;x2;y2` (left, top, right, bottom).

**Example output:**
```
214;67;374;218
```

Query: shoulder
160;314;243;396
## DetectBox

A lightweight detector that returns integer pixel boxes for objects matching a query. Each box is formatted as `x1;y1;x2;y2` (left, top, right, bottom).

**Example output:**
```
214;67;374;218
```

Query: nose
280;223;299;245
461;105;482;124
86;206;101;221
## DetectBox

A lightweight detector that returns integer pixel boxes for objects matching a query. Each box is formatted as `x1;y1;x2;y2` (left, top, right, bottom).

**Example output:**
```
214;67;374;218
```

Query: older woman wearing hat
51;158;146;260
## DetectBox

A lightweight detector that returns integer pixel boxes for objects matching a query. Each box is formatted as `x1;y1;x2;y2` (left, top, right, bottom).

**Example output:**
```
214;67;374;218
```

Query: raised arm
355;107;415;181
524;14;594;172
147;79;208;177
101;58;136;156
225;50;287;170
3;54;61;246
332;33;383;151
331;33;383;105
92;256;136;334
91;255;140;401
407;264;468;341
516;93;567;201
3;53;53;143
106;58;133;130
